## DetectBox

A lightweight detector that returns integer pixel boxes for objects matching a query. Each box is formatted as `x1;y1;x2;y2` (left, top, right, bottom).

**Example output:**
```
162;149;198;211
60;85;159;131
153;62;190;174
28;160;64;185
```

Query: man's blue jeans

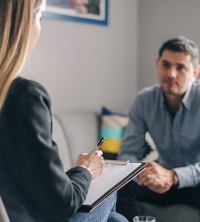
69;192;128;222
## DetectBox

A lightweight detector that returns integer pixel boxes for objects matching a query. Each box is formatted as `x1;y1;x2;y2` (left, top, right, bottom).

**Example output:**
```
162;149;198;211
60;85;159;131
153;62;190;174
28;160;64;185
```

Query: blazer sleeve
1;78;92;221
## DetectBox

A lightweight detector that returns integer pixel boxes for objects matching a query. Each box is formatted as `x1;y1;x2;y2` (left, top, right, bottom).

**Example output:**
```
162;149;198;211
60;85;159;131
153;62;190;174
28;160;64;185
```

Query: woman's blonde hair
0;0;42;109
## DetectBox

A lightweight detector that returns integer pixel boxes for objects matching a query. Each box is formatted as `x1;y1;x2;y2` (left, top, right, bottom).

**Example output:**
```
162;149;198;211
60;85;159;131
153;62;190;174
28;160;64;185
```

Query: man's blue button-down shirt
118;80;200;188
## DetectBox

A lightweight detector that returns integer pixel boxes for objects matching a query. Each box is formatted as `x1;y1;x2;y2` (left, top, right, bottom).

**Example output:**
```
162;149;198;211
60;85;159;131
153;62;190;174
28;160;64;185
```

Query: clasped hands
138;161;179;193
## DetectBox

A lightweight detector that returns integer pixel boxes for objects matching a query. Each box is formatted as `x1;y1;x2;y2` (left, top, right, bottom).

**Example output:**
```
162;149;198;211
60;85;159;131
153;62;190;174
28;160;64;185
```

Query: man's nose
166;67;177;78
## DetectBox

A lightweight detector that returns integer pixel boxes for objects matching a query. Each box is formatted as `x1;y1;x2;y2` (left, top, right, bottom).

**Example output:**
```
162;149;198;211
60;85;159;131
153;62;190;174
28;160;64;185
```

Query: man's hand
138;161;179;193
75;150;105;180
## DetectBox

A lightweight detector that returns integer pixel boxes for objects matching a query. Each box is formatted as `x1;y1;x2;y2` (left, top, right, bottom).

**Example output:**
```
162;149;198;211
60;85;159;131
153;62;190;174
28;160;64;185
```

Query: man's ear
193;64;200;80
155;58;159;68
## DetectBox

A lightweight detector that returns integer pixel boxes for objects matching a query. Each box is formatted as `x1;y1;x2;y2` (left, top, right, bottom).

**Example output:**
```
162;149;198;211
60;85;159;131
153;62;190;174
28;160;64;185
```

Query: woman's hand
75;150;105;179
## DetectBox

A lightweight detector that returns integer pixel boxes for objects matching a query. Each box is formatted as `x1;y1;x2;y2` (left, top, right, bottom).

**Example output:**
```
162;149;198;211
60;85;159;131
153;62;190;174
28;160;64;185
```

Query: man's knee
116;181;139;222
117;181;139;203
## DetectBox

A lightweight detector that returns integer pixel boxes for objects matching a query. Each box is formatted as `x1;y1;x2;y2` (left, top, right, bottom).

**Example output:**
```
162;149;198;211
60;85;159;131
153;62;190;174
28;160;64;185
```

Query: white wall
28;0;138;114
27;0;200;113
137;0;200;90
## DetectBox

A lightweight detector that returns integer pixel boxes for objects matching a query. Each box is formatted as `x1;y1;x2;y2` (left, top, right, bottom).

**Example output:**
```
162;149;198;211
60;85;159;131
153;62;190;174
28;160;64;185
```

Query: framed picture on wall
44;0;109;26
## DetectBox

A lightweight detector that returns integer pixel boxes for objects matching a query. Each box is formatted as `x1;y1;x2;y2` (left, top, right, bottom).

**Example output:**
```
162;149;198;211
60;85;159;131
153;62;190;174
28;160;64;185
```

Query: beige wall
28;0;200;114
137;0;200;90
28;0;138;114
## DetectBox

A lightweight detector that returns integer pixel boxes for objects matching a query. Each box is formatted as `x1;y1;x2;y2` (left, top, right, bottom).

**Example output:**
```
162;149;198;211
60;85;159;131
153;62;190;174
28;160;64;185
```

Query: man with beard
116;36;200;222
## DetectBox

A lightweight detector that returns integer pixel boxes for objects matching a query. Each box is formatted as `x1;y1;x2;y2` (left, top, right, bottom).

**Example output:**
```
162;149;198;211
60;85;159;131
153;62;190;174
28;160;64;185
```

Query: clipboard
78;161;146;212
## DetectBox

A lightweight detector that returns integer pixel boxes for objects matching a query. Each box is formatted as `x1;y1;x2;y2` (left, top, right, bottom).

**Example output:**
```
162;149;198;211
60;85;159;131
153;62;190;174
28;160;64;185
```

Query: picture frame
43;0;109;26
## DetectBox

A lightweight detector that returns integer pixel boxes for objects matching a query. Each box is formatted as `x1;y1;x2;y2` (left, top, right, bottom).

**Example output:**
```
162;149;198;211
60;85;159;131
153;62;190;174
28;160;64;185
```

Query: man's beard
162;79;179;96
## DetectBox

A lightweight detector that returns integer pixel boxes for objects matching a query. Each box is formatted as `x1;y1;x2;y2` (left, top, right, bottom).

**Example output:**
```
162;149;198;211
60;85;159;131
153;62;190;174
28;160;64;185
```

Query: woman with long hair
0;1;128;221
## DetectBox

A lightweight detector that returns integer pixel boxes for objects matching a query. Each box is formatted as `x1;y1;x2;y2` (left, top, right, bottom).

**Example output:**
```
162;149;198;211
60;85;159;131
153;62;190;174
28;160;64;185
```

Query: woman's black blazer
0;77;92;222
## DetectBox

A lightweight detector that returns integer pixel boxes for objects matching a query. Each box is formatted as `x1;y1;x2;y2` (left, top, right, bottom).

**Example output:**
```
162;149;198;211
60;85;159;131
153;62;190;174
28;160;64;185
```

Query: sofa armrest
53;111;99;170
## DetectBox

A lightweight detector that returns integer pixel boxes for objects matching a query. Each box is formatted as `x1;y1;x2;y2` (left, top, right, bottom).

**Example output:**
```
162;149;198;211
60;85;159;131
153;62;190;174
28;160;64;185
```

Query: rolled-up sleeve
174;163;200;188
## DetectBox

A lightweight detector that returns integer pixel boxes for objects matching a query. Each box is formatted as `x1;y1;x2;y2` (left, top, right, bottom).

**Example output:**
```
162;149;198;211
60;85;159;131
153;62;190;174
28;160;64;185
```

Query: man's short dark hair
158;36;199;66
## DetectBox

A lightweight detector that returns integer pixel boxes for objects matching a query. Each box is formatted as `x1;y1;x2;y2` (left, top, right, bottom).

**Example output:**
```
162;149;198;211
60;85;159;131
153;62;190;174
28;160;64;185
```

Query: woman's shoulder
5;77;51;110
11;77;49;96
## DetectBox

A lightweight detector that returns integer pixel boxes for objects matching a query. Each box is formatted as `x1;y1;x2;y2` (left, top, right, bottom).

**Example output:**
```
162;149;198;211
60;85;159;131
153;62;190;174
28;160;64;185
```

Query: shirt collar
160;90;166;109
182;81;193;110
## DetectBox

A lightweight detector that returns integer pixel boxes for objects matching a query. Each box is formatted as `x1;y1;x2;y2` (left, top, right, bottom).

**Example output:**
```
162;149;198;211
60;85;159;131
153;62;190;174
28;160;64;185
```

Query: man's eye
177;65;185;71
162;62;170;68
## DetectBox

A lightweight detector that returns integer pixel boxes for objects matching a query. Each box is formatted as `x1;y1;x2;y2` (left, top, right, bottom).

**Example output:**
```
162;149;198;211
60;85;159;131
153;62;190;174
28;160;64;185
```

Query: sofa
53;110;200;222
